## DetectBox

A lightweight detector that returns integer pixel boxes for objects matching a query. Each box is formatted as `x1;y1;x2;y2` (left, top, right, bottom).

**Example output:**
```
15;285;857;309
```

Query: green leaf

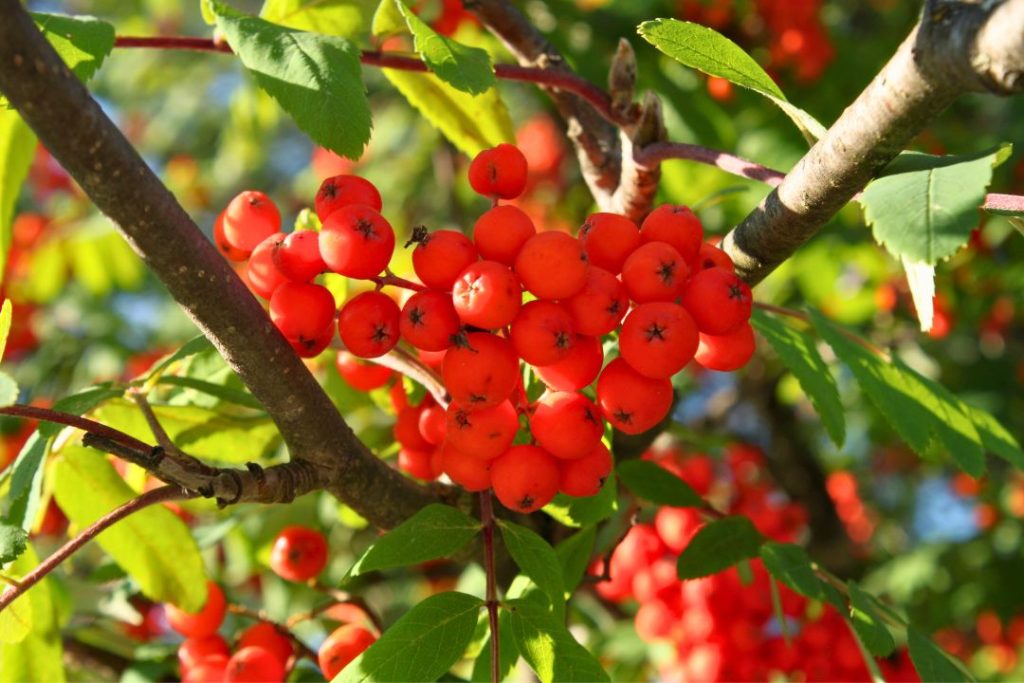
91;399;281;464
908;627;972;683
32;13;115;83
543;474;617;527
861;146;1009;265
498;520;565;609
848;582;896;657
209;0;371;160
0;299;11;362
346;504;480;579
676;516;764;580
759;542;824;601
2;433;50;532
967;404;1024;469
39;386;123;438
751;309;846;447
261;0;364;37
809;310;986;476
637;18;826;141
52;447;208;611
0;523;27;564
371;0;405;37
395;1;495;95
156;376;263;410
471;610;519;682
616;459;703;507
335;591;483;682
141;336;215;380
505;599;610;683
555;527;596;596
0;372;18;408
0;545;65;681
0;110;36;288
381;68;514;156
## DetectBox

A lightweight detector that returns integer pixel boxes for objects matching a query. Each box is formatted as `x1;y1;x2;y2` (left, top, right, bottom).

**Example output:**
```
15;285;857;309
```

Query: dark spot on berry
580;220;593;237
455;410;472;429
645;322;667;342
517;494;535;510
554;331;572;349
606;299;622;316
728;283;747;301
613;408;633;424
408;307;426;327
469;393;487;404
320;180;338;200
583;406;600;424
355;218;375;240
371;325;391;344
657;259;677;285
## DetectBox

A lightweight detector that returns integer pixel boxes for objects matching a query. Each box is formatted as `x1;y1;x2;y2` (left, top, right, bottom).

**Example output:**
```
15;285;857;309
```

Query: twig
0;404;151;452
371;346;449;408
0;486;195;614
480;490;500;683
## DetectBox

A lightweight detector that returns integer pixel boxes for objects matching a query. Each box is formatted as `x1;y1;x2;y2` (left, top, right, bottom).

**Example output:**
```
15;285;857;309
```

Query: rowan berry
640;205;703;266
245;233;287;300
238;622;293;666
166;581;227;638
319;625;377;680
289;327;334;358
596;359;673;435
559;442;613;497
472;204;536;265
439;442;493;491
335;351;393;391
578;212;640;274
319;205;395;279
680;267;752;335
445;400;518;459
451;261;522;329
183;656;228;683
490;445;561;512
442;333;519;408
695;242;735;272
270;525;328;582
410;228;478;291
178;635;230;672
514;231;588;300
468;144;528;199
694;323;756;371
565;267;629;336
529;391;604;459
619;302;699;379
400;290;462;352
510;300;576;367
621;241;689;303
654;506;702;553
315;175;383;221
338;291;400;358
269;282;335;342
395;405;432;451
418;404;447;445
272;230;326;282
214;211;249;261
398;446;441;482
535;334;604;392
223;191;281;252
225;646;286;683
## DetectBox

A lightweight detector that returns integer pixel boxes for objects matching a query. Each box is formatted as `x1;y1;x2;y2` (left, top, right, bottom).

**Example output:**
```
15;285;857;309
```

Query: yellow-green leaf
0;545;65;682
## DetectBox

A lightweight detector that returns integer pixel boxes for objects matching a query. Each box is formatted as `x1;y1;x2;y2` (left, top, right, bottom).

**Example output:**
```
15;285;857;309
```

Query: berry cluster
590;443;918;682
213;143;755;514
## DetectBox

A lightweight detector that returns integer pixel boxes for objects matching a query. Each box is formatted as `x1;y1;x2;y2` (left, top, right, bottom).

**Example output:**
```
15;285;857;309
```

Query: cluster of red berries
591;443;918;682
169;525;376;682
212;143;755;514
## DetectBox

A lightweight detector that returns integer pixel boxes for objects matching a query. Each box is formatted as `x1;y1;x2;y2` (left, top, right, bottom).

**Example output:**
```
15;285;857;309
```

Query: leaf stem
754;302;892;361
0;404;151;452
480;490;500;683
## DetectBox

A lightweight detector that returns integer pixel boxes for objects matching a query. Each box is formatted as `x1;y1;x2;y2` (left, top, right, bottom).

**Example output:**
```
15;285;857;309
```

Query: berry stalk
480;490;500;683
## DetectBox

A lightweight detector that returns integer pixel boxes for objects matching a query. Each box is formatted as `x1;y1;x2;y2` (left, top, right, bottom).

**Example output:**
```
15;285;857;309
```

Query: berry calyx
400;290;462;352
619;302;699;379
680;267;752;335
509;300;576;367
451;261;522;330
315;175;383;221
338;291;401;358
621;241;689;303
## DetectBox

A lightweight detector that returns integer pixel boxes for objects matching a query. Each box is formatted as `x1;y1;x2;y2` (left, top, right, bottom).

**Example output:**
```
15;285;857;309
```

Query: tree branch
0;0;443;530
722;0;1024;285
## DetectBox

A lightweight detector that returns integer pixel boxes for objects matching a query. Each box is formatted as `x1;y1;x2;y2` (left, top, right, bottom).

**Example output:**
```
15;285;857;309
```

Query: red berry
565;267;629;336
272;230;327;282
510;300;576;367
288;327;334;358
238;622;293;666
400;290;462;352
270;525;329;582
418;404;447;445
451;261;522;330
578;213;640;274
178;635;230;672
621;241;689;303
246;233;287;300
223;191;281;252
270;282;336;342
529;391;604;459
468;144;528;199
411;229;478;291
515;232;588;300
320;205;395;279
445;400;518;459
166;582;227;638
225;646;286;683
315;175;383;222
473;205;536;265
559;442;613;497
442;333;519;408
640;205;703;267
214;211;249;261
335;351;393;391
695;242;735;272
338;291;400;358
693;323;755;371
491;445;560;512
395;405;432;451
183;655;228;683
596;359;673;435
398;446;442;481
535;335;604;392
440;442;493;491
319;625;377;680
680;267;752;335
619;302;699;379
654;506;701;553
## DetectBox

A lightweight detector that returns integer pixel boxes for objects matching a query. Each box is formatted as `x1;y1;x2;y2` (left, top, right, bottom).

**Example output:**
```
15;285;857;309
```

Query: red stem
0;405;152;452
480;490;500;683
0;486;194;614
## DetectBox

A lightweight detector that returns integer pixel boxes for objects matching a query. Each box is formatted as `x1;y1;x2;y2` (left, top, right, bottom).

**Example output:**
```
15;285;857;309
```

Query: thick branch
0;0;440;529
723;0;1024;285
